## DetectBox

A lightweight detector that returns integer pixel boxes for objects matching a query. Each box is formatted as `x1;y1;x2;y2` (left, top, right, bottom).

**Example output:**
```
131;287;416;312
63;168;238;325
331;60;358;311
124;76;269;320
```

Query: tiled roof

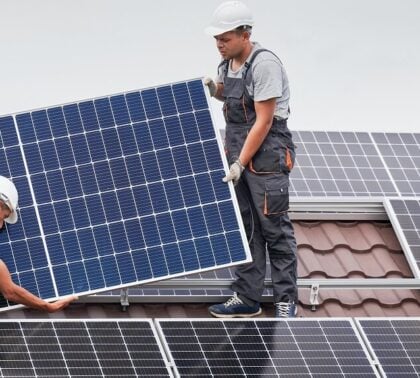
295;220;411;279
295;220;420;317
2;220;420;319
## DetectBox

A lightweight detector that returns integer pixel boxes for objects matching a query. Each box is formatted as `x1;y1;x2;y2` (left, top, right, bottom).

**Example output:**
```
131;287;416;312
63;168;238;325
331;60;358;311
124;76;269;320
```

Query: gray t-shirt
216;42;290;120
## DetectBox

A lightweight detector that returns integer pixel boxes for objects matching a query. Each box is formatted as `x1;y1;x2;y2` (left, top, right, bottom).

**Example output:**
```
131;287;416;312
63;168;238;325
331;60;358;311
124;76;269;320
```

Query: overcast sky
1;0;419;133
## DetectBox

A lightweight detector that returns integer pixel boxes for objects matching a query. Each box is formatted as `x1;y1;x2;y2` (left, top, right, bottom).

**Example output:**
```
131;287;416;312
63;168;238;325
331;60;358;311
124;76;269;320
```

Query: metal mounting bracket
120;288;129;311
309;284;320;311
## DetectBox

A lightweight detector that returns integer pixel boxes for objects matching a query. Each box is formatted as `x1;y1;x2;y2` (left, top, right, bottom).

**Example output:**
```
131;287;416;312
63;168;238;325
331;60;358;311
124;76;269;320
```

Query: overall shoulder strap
217;59;229;77
243;48;282;78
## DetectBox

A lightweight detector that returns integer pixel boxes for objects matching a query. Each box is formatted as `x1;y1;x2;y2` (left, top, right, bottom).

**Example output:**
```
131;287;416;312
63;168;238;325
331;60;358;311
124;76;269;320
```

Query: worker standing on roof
205;1;298;318
0;176;77;312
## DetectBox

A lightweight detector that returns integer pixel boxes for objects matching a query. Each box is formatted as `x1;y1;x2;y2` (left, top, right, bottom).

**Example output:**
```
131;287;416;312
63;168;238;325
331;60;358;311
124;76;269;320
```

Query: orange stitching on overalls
286;147;293;171
248;160;257;173
263;192;268;215
242;96;249;123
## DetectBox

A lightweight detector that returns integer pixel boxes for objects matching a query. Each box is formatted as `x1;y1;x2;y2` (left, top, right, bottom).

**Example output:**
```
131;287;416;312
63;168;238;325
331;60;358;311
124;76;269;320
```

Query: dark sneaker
209;293;262;318
275;302;297;318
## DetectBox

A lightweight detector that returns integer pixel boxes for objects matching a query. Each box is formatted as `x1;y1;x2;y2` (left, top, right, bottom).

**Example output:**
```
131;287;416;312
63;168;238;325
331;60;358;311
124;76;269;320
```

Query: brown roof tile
295;221;412;279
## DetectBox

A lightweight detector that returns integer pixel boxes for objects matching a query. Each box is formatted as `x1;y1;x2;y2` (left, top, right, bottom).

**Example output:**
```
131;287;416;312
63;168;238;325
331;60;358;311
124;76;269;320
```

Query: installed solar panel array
0;319;172;377
289;131;420;198
157;318;378;377
357;318;420;378
0;79;251;311
385;198;420;277
5;317;420;377
372;133;420;197
289;131;398;197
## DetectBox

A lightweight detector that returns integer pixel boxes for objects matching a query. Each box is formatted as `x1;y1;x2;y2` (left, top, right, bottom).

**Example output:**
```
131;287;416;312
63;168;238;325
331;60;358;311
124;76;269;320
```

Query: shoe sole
209;308;263;318
276;308;298;318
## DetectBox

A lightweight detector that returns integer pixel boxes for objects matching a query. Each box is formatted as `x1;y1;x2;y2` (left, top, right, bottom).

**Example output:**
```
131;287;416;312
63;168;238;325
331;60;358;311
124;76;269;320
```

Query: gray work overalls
221;49;298;304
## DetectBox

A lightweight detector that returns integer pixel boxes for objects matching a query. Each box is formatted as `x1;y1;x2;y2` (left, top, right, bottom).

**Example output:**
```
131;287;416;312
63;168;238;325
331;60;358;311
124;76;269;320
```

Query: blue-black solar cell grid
14;79;248;298
372;133;420;196
157;319;377;378
0;116;55;308
358;319;420;378
289;131;398;197
0;320;172;377
387;198;420;276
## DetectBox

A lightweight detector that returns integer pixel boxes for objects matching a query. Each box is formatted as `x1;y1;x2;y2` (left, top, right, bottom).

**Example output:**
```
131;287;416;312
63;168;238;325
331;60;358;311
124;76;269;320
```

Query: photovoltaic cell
385;198;420;277
157;318;378;377
372;133;420;196
0;116;56;308
357;318;420;378
0;319;172;377
289;131;398;197
0;79;251;311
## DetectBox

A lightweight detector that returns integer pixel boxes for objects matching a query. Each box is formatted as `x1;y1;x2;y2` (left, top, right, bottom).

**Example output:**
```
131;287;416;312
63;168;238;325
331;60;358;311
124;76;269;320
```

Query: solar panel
92;260;277;301
0;79;251;311
156;318;378;377
384;198;420;277
357;318;420;378
372;133;420;196
289;131;398;197
0;319;172;377
0;116;56;308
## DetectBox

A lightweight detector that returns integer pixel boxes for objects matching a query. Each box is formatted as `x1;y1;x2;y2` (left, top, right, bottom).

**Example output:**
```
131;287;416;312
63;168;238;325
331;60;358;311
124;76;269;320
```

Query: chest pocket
222;77;254;124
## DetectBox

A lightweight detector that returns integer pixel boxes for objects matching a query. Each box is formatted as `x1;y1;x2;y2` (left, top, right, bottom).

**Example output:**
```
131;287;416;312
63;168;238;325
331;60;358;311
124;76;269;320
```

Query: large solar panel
289;131;398;197
372;133;420;196
0;319;172;377
0;79;251;311
357;318;420;378
0;116;56;308
156;318;378;377
384;198;420;277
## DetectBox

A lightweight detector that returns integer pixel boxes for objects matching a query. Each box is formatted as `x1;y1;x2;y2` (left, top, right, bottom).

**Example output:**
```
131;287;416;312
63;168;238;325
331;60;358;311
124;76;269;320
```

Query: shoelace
224;293;243;307
275;302;292;317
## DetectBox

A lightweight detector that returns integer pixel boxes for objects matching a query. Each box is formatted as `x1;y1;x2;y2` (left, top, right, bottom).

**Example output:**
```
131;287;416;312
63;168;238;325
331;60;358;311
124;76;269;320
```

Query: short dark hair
234;25;252;36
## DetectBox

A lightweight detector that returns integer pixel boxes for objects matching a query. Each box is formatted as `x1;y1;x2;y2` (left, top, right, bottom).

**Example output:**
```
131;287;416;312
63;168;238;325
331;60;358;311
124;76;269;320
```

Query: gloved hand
204;77;217;97
223;159;245;186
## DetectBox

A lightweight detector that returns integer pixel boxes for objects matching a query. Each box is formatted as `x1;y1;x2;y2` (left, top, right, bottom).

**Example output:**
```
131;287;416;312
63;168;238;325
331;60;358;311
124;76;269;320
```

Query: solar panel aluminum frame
383;197;420;278
0;78;252;312
0;318;174;377
155;317;380;378
289;197;387;220
355;317;420;378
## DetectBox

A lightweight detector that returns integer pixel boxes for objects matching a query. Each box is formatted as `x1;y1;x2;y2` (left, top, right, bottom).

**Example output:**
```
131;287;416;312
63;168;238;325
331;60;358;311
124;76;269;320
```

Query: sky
1;0;419;133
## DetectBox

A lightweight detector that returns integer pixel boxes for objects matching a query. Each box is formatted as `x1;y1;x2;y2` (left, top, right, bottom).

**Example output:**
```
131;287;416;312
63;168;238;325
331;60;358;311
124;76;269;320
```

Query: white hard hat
0;176;19;224
205;1;254;36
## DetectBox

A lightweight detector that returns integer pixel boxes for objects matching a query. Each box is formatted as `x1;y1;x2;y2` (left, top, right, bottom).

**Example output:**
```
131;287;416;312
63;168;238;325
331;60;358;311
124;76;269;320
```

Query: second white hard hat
205;1;254;37
0;176;19;224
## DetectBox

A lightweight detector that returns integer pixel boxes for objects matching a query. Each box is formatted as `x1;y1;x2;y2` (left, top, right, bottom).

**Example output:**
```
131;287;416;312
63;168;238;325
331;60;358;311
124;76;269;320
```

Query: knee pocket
263;175;289;216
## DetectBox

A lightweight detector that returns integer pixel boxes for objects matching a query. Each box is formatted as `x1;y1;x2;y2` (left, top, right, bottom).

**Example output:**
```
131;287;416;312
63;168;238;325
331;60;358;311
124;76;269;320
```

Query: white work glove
223;159;245;186
204;77;217;97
